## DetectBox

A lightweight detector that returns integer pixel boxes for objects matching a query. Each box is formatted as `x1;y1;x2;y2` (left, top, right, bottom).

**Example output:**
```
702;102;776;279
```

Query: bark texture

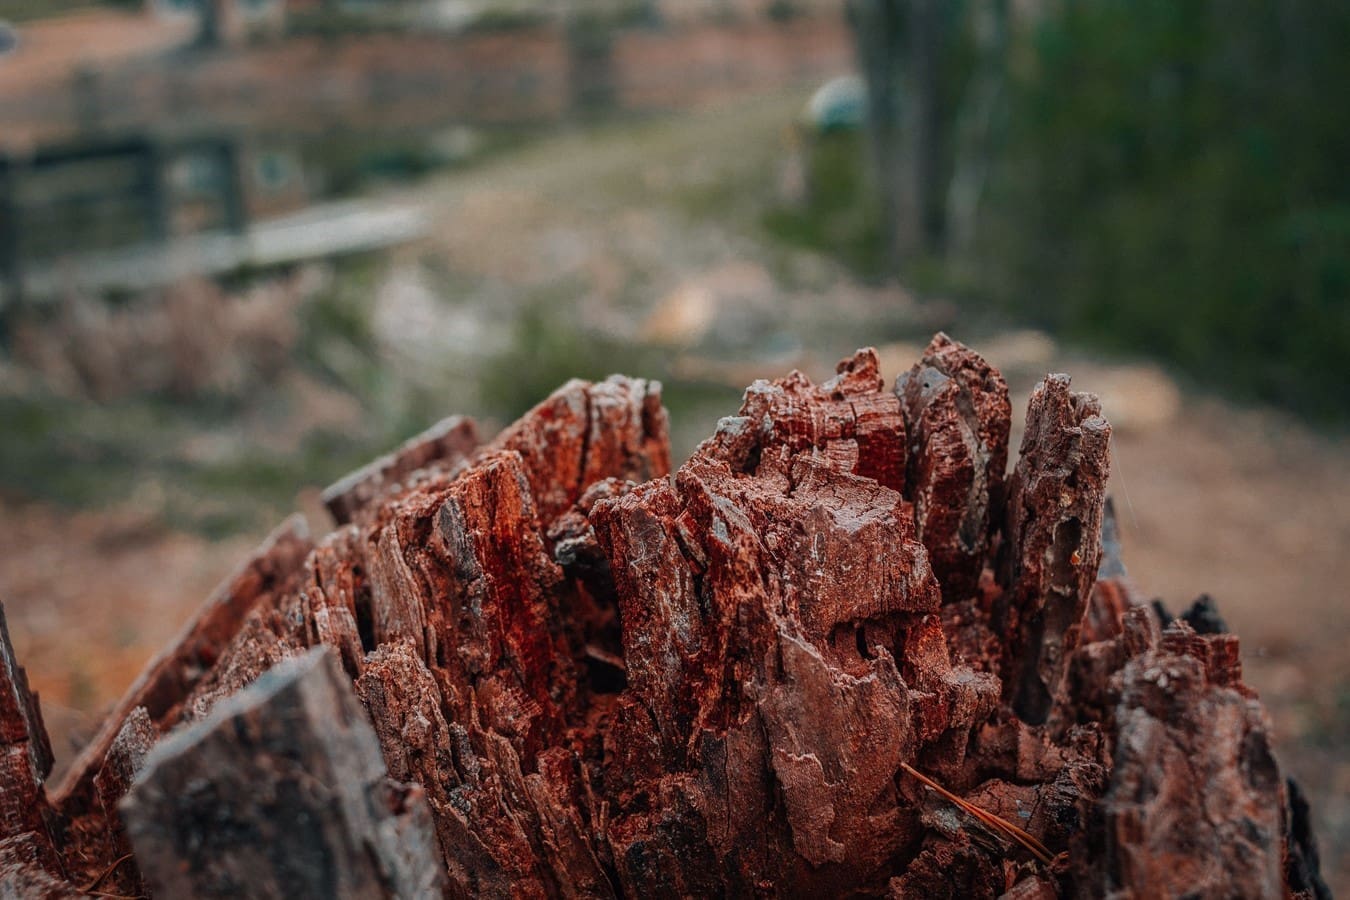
0;339;1328;898
121;647;444;899
896;332;1012;602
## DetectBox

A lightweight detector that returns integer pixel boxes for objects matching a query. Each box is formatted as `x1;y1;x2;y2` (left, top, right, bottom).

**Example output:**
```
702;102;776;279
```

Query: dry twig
901;762;1056;865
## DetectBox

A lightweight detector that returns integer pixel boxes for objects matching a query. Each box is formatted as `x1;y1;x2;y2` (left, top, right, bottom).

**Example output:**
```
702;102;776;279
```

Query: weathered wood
0;604;52;789
89;706;155;896
2;343;1326;898
0;836;79;900
588;351;997;894
51;513;314;809
1094;620;1283;896
120;647;444;899
489;374;670;523
322;414;481;526
699;346;907;492
999;373;1111;724
896;332;1011;602
0;603;62;882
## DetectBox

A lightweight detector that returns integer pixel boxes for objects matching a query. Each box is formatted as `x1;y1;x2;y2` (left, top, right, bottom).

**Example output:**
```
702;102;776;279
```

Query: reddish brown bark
322;414;482;526
0;605;61;885
0;340;1328;898
999;372;1112;725
897;332;1012;603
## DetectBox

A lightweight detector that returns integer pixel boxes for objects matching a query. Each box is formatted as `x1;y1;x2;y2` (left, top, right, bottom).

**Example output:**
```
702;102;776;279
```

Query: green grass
476;290;745;460
0;252;439;535
761;131;889;282
0;0;104;23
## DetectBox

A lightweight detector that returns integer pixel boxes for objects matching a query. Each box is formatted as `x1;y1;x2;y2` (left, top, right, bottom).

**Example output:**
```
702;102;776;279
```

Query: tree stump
0;338;1330;898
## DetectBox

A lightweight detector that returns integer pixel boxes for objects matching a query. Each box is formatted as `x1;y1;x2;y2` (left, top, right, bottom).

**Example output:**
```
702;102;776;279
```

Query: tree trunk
847;0;949;265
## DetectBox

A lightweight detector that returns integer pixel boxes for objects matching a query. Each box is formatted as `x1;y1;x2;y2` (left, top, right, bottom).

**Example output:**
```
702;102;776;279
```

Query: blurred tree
943;0;1007;267
845;0;996;267
846;0;938;264
981;0;1350;418
846;0;1350;419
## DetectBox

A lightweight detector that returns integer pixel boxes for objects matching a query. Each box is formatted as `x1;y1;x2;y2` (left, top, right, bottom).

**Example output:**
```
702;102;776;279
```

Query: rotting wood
322;414;481;527
0;337;1330;898
119;647;444;900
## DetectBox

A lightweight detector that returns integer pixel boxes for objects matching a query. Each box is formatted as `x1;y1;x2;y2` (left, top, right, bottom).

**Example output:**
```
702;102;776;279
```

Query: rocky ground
2;87;1346;889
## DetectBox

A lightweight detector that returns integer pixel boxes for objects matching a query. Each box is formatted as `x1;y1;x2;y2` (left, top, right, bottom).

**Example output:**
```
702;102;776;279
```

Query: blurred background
0;0;1345;886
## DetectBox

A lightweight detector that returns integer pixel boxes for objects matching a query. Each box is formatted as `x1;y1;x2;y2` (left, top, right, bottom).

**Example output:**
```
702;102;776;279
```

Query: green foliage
0;393;143;509
478;292;743;457
461;8;550;34
0;254;406;535
980;0;1350;420
565;2;656;35
762;130;889;282
766;0;802;23
307;129;534;200
0;0;101;23
310;136;443;199
478;295;643;421
285;6;427;38
296;255;382;397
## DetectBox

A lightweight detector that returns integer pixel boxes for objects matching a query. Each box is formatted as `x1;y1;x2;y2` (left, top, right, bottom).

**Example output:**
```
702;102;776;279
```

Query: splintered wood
0;341;1330;899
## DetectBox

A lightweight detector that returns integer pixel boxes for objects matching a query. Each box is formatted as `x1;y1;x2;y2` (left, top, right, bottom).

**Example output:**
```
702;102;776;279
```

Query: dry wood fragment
119;647;444;899
999;373;1111;724
322;414;481;526
896;332;1011;602
0;605;61;882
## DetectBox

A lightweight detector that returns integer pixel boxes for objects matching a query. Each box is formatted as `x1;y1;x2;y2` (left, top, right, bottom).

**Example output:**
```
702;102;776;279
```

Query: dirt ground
2;88;1346;889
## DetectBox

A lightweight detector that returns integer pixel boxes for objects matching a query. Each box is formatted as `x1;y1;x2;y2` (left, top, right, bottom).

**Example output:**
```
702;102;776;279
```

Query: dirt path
0;501;256;761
